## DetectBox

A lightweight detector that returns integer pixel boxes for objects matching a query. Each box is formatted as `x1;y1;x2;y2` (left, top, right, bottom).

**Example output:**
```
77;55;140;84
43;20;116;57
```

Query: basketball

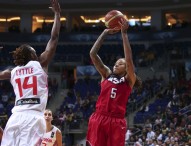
105;10;126;29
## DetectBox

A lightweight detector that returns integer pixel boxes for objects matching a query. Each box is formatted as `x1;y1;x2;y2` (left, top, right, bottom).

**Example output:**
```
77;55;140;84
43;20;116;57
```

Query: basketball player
41;109;62;146
86;18;137;146
0;0;61;145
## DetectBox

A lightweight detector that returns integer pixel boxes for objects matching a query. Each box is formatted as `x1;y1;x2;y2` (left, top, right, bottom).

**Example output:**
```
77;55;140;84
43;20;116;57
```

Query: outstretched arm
90;29;118;81
119;18;136;88
39;0;61;71
90;30;110;81
0;69;11;80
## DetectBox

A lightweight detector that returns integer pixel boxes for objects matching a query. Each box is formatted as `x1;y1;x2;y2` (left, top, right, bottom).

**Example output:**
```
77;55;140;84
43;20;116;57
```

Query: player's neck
46;123;53;132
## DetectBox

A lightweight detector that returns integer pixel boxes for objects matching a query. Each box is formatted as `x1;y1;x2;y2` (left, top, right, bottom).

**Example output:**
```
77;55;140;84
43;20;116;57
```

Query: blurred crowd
126;77;191;146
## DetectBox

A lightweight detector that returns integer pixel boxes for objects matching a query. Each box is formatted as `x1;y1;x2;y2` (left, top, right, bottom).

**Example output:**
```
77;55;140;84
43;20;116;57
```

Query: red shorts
86;111;127;146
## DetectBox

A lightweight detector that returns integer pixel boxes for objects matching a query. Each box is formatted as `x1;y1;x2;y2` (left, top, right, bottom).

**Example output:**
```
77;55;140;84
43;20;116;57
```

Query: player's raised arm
90;28;119;81
39;0;61;70
119;18;136;88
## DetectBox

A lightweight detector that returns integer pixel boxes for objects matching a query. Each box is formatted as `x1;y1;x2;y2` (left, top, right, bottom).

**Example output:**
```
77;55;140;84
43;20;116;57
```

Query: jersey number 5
110;88;117;99
15;76;37;97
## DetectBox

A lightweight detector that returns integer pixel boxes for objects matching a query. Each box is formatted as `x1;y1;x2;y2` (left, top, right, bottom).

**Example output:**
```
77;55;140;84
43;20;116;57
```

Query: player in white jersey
0;0;61;145
41;109;62;146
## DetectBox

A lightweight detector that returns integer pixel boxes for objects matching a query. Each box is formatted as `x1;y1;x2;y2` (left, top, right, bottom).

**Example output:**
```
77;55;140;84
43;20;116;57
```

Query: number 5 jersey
96;74;132;118
11;61;48;113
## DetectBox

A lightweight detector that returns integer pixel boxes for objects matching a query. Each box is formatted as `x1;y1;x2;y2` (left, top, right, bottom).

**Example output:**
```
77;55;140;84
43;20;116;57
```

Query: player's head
11;44;38;66
113;58;126;76
44;109;53;122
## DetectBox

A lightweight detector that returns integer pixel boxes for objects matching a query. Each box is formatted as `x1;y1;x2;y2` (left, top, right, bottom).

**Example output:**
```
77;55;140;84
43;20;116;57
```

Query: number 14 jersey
96;74;132;117
11;61;48;113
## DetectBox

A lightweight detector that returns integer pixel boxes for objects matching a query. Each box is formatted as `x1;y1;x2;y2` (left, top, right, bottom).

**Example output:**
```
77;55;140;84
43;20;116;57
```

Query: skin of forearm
90;31;107;55
121;31;133;60
51;13;61;40
41;12;61;65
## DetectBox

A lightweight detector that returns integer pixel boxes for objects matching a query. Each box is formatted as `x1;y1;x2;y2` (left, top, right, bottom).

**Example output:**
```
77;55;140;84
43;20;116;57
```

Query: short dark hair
10;44;34;66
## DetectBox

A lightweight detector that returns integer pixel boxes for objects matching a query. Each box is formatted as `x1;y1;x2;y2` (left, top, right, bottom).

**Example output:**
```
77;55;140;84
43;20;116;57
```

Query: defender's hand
49;0;61;13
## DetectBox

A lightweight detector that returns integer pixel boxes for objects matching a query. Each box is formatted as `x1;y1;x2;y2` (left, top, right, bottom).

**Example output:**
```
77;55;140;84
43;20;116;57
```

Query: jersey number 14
15;76;37;97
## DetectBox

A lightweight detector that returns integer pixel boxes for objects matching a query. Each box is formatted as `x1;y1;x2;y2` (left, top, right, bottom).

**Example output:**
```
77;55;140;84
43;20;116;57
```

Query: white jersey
41;126;59;146
11;61;48;113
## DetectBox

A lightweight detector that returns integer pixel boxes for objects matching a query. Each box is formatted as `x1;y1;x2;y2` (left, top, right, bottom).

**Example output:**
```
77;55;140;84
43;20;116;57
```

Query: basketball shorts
1;110;46;146
86;111;127;146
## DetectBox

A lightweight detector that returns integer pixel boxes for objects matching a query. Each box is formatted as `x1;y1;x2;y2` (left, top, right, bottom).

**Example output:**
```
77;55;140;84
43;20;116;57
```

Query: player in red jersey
86;18;137;146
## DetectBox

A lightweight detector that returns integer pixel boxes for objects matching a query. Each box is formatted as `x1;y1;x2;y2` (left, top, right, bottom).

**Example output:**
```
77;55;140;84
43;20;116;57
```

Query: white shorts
1;110;46;146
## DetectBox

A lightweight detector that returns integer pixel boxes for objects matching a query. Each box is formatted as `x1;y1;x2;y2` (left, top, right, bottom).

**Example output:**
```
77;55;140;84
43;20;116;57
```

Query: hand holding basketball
118;18;129;32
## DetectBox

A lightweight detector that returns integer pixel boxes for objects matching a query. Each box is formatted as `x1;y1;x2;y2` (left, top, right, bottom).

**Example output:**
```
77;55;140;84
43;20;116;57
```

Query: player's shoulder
54;126;62;137
53;125;61;132
28;60;41;66
28;61;44;70
56;129;62;134
55;128;62;138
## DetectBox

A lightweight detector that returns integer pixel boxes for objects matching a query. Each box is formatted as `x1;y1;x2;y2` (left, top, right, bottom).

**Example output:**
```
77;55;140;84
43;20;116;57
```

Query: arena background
0;0;191;145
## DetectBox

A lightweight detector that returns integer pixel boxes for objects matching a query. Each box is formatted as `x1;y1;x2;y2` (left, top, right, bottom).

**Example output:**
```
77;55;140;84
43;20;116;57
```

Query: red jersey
96;74;132;118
